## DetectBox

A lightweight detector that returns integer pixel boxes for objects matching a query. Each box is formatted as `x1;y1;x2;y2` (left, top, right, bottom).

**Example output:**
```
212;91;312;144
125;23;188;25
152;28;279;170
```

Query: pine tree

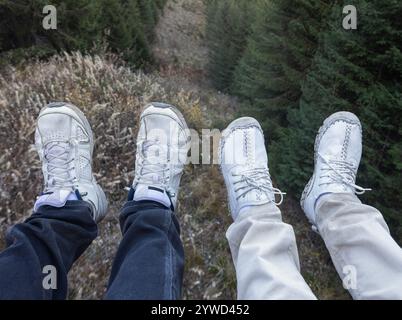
0;0;103;53
122;0;151;66
232;0;333;139
0;0;166;66
205;0;253;92
277;0;402;240
155;0;167;10
53;0;104;51
0;0;49;50
99;0;132;52
137;0;157;42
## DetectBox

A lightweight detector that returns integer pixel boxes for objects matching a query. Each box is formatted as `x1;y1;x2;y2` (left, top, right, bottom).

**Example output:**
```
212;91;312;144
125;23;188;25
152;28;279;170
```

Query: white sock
133;184;171;208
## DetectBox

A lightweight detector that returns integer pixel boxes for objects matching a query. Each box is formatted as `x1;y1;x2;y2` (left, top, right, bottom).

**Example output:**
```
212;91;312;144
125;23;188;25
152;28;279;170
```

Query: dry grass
153;0;208;71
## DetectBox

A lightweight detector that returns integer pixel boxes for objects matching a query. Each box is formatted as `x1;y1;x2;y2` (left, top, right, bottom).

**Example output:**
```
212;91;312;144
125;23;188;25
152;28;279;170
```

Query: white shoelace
232;168;286;205
318;152;371;195
44;141;75;192
136;139;175;195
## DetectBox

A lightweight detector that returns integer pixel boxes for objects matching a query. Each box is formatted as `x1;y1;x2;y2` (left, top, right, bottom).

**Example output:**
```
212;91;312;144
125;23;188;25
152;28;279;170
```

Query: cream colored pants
226;193;402;300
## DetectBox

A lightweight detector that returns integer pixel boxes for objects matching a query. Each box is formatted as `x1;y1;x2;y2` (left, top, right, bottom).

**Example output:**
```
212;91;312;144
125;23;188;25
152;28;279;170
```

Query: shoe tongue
133;184;171;208
34;189;76;212
47;142;69;157
142;173;164;185
140;142;168;185
143;141;168;162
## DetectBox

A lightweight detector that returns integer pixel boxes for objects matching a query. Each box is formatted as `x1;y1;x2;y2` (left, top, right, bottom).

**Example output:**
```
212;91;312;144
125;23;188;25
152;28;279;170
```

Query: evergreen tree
276;0;402;240
0;0;166;66
155;0;167;10
205;0;253;91
137;0;157;42
122;0;151;66
53;0;104;51
100;0;133;57
0;0;49;50
232;0;333;139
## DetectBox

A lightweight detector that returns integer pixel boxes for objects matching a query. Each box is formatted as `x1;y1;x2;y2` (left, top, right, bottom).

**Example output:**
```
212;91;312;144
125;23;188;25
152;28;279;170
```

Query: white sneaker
219;117;285;220
301;111;371;226
34;102;108;222
131;103;190;210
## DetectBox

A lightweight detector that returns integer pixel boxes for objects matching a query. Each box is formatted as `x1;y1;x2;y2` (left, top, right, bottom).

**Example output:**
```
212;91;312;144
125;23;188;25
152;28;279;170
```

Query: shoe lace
44;141;76;192
318;152;371;195
136;139;175;195
232;168;286;205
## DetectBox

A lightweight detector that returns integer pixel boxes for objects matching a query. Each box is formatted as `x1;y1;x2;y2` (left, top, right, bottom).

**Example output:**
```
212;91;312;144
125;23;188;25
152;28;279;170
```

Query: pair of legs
222;115;402;299
0;102;401;299
227;194;402;299
0;102;185;299
0;200;182;299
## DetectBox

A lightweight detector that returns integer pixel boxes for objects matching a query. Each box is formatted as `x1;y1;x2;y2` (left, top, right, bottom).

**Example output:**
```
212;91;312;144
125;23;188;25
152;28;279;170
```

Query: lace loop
232;168;286;205
318;152;371;194
44;141;75;192
135;139;171;190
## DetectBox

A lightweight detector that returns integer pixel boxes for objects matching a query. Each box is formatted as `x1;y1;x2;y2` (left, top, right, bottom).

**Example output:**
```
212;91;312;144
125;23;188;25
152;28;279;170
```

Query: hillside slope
0;0;349;299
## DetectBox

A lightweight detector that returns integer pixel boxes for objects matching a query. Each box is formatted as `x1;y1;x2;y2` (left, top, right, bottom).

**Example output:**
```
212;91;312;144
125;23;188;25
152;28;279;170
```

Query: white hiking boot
301;111;371;226
34;102;108;223
219;117;285;220
131;103;190;210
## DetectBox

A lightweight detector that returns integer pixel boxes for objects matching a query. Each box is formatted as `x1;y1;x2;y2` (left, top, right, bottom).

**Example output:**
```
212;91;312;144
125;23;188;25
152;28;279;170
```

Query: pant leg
226;203;317;300
105;201;184;300
316;193;402;299
0;201;97;300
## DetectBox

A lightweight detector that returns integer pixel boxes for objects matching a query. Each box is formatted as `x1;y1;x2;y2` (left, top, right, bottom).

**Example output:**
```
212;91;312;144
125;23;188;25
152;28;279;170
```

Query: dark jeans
0;200;184;300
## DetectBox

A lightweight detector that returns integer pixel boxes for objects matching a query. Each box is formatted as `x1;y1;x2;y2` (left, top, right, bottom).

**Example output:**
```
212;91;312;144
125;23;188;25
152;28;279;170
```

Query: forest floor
0;0;349;299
